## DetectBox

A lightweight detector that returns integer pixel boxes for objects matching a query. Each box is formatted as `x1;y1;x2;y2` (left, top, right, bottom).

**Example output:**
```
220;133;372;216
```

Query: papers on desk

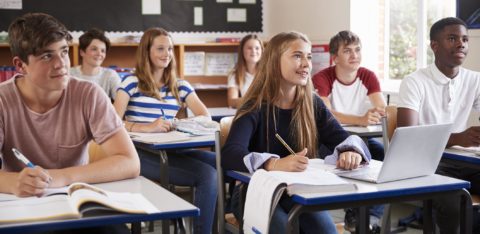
450;145;480;156
174;116;219;136
243;167;356;234
342;124;382;132
129;131;191;144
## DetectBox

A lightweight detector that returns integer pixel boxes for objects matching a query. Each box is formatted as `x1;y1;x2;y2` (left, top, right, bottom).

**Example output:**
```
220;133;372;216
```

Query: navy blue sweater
221;95;349;172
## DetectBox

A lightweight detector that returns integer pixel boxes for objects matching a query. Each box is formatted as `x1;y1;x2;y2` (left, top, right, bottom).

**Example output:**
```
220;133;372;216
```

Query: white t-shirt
227;72;254;97
398;64;480;133
70;66;121;99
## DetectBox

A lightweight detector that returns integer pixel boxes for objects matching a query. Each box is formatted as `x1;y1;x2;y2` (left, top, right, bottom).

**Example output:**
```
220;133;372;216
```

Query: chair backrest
386;105;398;141
87;141;108;163
220;116;234;147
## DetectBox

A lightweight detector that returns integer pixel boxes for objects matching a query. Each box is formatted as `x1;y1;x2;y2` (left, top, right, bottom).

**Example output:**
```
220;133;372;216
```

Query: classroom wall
464;30;480;71
262;0;350;44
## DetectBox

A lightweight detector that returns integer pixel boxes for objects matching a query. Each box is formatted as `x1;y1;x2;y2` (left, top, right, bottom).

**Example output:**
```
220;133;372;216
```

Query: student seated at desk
222;31;371;234
113;27;217;234
397;17;480;234
70;28;120;100
312;30;386;232
227;34;263;108
0;13;139;234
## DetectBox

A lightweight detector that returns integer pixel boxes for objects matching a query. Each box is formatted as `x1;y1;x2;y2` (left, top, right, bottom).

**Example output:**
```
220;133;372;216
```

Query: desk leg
422;199;434;234
238;183;247;234
131;222;141;234
357;207;369;234
287;204;302;234
460;189;473;234
159;150;171;234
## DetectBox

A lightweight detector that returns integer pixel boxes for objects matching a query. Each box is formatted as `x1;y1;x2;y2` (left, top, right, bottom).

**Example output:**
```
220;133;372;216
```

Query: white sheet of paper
0;0;22;9
194;7;203;26
239;0;255;4
142;0;161;15
217;0;232;2
227;8;247;22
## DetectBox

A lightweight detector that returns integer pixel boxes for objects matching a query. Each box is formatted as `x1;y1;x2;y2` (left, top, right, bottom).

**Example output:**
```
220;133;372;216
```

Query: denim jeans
138;148;217;234
367;137;385;161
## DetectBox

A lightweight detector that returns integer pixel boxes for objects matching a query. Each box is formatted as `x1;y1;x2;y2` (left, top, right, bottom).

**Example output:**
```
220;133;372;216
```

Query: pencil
275;133;296;156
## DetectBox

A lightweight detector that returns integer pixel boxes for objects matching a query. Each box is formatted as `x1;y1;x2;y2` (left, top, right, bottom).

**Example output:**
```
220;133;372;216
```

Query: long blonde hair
230;34;264;93
235;32;318;158
134;28;180;102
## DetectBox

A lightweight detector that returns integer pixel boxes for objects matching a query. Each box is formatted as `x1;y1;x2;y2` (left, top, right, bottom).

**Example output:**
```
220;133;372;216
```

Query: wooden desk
227;169;472;234
0;177;198;234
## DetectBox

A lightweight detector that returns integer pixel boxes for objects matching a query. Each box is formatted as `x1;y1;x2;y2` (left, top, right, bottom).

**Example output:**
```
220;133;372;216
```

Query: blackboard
457;0;480;29
0;0;263;32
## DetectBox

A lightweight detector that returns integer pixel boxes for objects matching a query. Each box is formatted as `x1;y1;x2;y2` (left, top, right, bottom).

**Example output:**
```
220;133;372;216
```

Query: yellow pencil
275;133;296;156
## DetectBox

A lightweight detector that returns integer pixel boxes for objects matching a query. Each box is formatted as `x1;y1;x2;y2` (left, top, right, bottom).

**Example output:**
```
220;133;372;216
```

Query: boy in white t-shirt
313;30;386;232
398;17;480;234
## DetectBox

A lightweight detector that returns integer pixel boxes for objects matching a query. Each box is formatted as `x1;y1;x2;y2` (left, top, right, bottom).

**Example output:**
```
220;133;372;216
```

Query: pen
12;148;35;168
275;133;296;156
160;108;166;120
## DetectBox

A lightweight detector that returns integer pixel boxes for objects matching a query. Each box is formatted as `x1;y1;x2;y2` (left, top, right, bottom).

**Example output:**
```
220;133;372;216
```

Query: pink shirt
0;76;122;172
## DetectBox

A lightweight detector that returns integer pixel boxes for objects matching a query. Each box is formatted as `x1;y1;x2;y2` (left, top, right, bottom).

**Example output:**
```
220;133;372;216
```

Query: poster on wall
457;0;480;29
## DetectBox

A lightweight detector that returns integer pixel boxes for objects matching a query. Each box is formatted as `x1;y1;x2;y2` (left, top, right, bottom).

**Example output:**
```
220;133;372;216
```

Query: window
381;0;455;80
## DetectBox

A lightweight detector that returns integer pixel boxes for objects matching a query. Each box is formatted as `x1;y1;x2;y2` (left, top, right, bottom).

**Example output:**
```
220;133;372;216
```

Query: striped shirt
118;75;194;122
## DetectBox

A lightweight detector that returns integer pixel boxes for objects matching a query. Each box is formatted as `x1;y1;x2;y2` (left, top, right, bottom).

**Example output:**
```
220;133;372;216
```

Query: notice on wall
311;45;331;75
227;8;247;22
184;52;206;76
0;0;22;9
142;0;161;15
194;7;203;25
205;53;237;76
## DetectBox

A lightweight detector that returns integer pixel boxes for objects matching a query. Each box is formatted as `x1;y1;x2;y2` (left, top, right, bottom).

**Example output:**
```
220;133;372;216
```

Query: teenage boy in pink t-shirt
0;13;139;200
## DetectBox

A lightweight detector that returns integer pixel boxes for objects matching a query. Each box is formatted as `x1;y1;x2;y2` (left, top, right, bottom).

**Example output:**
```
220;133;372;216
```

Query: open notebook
0;182;158;224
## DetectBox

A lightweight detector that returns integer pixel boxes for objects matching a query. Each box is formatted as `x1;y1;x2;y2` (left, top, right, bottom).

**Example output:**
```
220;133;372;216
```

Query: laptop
337;123;452;183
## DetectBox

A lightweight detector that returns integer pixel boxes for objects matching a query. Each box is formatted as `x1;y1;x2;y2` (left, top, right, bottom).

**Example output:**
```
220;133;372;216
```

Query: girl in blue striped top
113;28;216;234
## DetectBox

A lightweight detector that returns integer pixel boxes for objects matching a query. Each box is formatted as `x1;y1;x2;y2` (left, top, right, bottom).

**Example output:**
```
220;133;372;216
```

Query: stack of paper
129;131;191;144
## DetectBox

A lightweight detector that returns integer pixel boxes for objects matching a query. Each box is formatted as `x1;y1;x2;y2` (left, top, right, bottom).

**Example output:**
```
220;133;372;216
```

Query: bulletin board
457;0;480;29
0;0;263;32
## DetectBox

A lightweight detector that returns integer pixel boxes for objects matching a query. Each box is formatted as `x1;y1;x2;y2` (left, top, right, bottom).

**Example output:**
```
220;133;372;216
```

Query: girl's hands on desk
265;148;309;172
143;118;173;133
337;151;362;170
14;166;51;197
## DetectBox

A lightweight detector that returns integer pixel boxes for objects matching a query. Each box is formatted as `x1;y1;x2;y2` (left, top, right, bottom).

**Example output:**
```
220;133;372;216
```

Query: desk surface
133;134;215;150
0;176;199;234
343;124;383;138
443;148;480;169
188;107;237;122
227;169;470;206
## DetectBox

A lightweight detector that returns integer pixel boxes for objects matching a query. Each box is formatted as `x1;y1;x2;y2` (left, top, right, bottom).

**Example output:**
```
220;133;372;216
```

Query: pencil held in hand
275;133;296;156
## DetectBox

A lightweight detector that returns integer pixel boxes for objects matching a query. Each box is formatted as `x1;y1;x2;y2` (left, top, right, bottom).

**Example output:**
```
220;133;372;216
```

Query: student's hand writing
145;118;173;133
266;148;309;172
360;108;384;126
337;151;362;170
449;126;480;147
14;166;51;197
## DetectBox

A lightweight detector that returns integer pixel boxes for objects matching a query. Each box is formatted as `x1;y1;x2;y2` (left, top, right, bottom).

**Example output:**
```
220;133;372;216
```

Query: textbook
0;182;158;223
129;131;191;144
243;168;356;233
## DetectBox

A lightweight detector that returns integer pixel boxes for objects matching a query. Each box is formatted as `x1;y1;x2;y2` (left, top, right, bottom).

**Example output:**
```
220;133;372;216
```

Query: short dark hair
329;30;361;55
79;28;111;52
430;17;467;41
8;13;72;63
